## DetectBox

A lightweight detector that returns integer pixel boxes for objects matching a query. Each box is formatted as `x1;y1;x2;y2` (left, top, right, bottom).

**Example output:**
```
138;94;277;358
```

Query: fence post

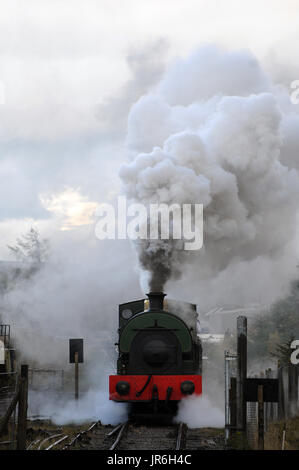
258;385;264;450
230;377;237;429
17;364;28;450
224;351;229;442
265;369;269;431
267;369;274;422
75;352;79;400
0;387;20;436
294;365;298;407
236;316;247;432
278;361;285;420
288;363;297;416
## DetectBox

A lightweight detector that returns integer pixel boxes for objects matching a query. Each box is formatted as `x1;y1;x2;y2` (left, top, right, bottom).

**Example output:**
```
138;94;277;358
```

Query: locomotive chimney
147;292;166;311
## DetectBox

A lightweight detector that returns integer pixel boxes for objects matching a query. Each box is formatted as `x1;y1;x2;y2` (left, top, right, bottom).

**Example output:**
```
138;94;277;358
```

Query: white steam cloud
120;45;299;299
29;389;128;426
0;233;139;424
175;395;224;428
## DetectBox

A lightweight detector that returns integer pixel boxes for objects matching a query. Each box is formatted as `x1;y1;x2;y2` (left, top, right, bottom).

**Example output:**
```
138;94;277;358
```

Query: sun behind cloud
40;188;98;231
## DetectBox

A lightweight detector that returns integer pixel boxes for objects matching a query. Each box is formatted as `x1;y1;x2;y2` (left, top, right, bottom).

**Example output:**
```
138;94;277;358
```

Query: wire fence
28;368;64;392
225;355;299;449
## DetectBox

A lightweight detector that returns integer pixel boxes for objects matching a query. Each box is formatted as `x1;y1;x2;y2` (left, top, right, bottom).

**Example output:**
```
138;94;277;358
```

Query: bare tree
271;336;296;366
7;227;49;265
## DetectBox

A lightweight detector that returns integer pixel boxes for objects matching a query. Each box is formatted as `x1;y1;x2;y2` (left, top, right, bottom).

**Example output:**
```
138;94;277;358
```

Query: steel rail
109;422;128;450
45;435;69;450
62;420;101;450
38;433;63;450
106;423;123;437
27;438;42;450
175;422;187;450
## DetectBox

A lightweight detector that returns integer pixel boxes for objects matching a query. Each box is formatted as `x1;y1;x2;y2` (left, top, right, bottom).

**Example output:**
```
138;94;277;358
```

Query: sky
0;0;298;258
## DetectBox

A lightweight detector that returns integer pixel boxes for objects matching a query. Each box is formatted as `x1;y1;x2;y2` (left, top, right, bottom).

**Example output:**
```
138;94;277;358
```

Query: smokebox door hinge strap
136;374;152;397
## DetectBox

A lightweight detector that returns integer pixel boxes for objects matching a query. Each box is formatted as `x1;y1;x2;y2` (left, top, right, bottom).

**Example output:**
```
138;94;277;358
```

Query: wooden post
224;351;229;441
282;404;287;451
230;377;237;429
264;369;274;431
288;363;292;415
0;389;20;436
258;385;264;450
267;369;274;421
295;365;298;404
282;424;286;450
237;316;247;432
278;362;285;420
75;352;79;400
17;364;28;450
288;363;297;416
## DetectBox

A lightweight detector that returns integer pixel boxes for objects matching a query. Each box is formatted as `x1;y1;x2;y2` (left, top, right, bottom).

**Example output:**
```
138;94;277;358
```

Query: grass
0;419;95;450
264;415;299;450
227;431;250;450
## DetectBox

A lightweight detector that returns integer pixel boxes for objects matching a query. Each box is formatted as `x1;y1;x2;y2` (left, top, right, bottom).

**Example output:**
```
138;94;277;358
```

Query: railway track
106;421;187;451
26;420;224;450
27;433;69;450
41;420;188;450
62;420;101;450
106;422;224;450
26;421;102;450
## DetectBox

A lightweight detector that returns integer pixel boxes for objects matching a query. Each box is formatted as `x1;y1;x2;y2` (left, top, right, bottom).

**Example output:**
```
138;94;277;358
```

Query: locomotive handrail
132;328;179;331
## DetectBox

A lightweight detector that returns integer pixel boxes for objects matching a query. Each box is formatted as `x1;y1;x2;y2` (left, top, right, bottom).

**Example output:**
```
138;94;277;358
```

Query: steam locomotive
109;292;202;416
